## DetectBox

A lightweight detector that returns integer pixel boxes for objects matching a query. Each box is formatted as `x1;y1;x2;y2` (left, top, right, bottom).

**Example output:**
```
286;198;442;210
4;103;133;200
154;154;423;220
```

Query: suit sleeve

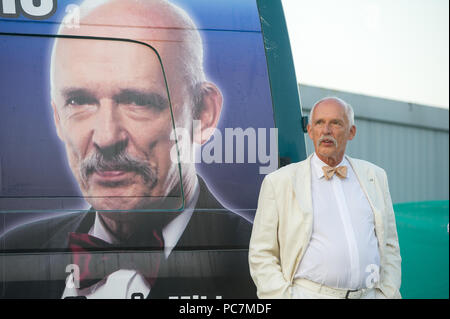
248;175;291;299
379;170;402;298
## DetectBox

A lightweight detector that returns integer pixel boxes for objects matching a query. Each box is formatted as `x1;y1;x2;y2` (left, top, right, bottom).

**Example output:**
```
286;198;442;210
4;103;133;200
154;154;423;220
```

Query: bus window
0;34;184;215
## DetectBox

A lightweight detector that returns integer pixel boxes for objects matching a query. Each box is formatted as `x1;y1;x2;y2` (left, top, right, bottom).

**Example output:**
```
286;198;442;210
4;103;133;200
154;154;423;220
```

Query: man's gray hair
309;96;355;126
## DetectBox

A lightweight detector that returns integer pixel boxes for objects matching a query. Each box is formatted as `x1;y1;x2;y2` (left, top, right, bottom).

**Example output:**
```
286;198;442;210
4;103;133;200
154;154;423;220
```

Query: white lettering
1;0;16;15
65;264;80;289
63;4;80;29
202;128;222;164
224;127;256;164
258;127;278;174
179;303;214;316
20;0;55;17
170;126;192;164
1;0;56;18
170;123;278;175
365;264;380;289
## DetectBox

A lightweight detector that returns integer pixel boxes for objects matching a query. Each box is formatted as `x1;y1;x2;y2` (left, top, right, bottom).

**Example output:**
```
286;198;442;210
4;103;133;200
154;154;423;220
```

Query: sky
281;0;449;109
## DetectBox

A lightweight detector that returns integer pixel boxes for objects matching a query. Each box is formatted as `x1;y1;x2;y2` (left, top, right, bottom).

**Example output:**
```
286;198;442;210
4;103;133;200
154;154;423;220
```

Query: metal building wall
298;84;449;204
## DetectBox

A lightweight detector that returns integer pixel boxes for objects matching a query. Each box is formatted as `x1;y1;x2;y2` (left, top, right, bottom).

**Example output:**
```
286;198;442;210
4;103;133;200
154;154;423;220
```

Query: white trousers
293;286;373;299
292;283;387;299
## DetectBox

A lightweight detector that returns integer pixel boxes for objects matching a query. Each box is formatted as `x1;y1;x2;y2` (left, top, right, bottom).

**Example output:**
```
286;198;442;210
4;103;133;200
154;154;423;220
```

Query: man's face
307;100;356;164
52;39;190;211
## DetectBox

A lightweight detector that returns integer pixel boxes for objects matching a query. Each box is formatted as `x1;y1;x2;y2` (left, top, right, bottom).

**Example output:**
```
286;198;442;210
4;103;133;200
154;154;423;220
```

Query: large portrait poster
0;0;277;299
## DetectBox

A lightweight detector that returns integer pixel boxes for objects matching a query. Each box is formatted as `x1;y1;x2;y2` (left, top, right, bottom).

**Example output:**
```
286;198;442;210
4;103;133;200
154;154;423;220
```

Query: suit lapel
292;154;314;218
348;157;376;205
41;211;92;249
346;156;385;247
287;155;314;282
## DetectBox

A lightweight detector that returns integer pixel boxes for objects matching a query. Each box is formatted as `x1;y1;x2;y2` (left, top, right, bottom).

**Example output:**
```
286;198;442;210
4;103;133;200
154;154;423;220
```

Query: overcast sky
282;0;449;109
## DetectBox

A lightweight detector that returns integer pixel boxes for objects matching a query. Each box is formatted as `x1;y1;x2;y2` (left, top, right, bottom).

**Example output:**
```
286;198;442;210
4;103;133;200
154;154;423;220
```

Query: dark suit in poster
0;177;256;299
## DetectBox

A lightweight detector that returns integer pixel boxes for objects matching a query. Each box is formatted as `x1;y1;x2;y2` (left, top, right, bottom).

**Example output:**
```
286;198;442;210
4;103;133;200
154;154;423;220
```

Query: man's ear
193;82;223;145
307;123;313;140
51;101;64;141
348;125;356;140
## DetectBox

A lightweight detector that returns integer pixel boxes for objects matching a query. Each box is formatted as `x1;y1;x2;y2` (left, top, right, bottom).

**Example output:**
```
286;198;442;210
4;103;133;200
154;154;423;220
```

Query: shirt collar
312;152;348;179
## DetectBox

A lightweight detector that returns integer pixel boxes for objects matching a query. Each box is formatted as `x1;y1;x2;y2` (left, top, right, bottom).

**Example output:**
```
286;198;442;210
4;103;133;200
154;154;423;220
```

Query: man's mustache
79;151;156;186
318;135;337;147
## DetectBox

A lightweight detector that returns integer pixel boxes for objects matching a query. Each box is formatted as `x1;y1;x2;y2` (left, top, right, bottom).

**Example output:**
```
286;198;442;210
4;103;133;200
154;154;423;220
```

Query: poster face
0;0;276;298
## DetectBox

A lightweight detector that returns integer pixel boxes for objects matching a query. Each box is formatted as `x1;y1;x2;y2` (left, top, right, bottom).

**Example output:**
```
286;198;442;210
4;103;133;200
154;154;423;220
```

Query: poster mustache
79;150;156;187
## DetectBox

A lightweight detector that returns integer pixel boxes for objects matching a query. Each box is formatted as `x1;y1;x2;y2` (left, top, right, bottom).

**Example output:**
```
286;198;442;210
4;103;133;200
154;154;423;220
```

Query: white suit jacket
249;154;401;299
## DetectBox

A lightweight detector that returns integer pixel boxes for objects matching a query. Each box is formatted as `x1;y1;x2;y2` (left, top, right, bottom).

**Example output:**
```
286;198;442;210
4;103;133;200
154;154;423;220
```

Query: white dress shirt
62;178;200;299
294;153;380;290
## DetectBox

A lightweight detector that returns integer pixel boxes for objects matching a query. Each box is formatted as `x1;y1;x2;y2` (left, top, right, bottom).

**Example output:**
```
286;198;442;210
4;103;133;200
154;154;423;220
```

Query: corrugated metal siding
299;84;449;203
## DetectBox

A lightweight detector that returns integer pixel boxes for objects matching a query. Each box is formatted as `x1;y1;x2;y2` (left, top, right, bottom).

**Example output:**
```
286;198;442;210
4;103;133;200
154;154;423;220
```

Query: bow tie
68;231;164;290
322;165;348;180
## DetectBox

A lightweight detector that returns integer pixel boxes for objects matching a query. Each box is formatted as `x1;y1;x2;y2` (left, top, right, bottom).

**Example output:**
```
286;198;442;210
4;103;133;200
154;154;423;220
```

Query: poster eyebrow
114;89;169;110
60;87;95;99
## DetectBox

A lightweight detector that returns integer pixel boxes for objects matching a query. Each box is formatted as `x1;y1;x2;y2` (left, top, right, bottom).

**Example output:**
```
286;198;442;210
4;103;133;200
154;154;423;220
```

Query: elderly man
1;0;255;299
249;97;401;299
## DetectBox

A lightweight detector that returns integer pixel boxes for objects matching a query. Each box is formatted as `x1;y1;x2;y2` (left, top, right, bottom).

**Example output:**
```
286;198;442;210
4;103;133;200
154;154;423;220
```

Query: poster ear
193;82;223;145
51;101;64;141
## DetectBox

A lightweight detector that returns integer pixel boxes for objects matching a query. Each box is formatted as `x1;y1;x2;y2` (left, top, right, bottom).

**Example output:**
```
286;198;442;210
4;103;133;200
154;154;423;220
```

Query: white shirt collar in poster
62;177;200;299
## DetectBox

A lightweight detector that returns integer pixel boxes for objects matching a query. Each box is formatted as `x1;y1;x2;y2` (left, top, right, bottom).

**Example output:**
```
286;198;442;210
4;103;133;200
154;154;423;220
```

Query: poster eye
65;95;97;107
